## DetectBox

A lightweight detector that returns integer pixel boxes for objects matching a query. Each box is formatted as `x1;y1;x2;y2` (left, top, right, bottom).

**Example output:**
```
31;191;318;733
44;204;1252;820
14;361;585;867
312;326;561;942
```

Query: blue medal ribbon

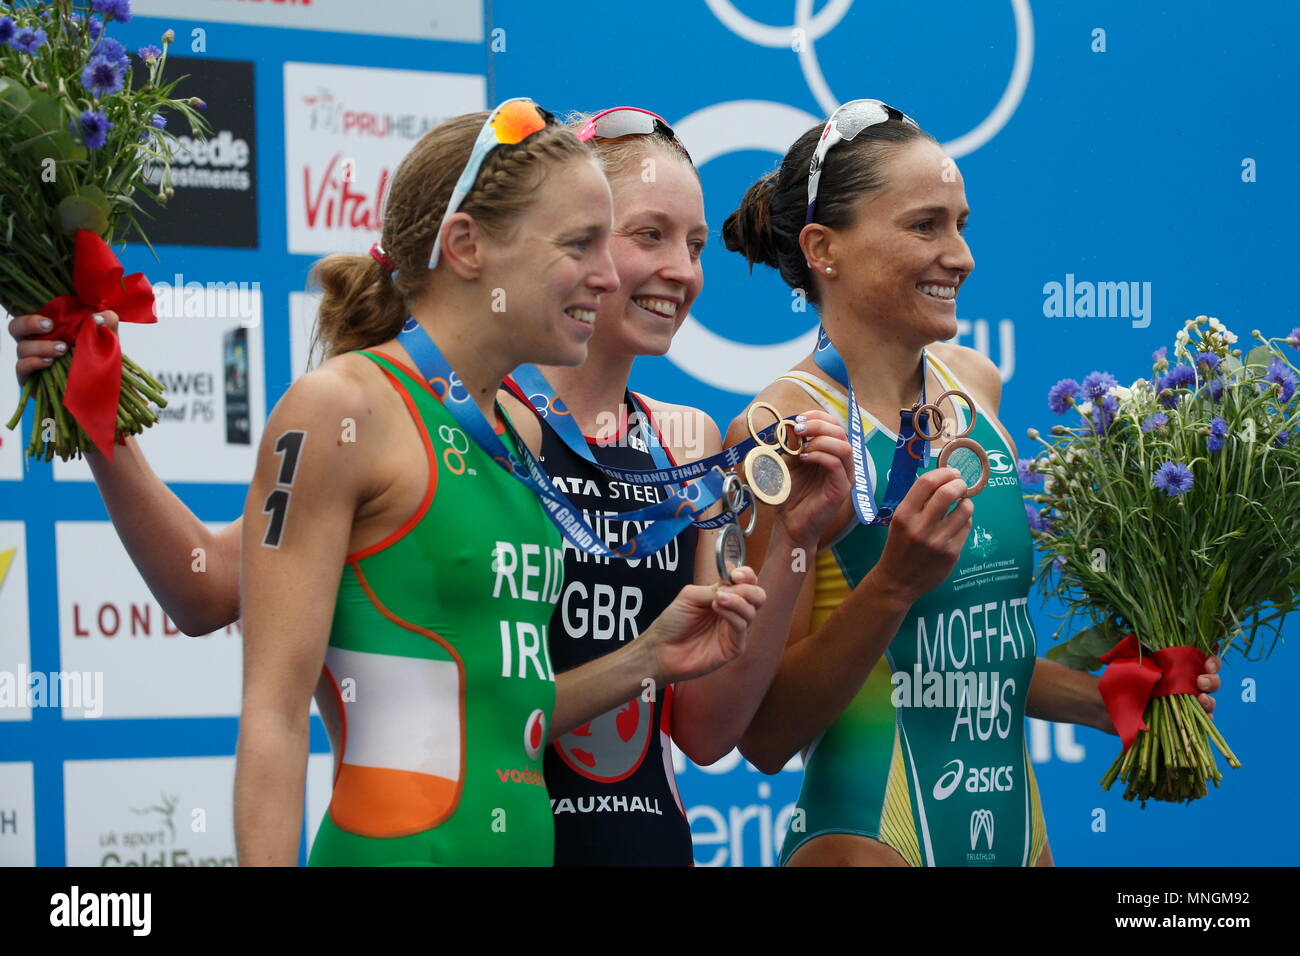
813;325;931;525
394;319;722;558
509;363;764;530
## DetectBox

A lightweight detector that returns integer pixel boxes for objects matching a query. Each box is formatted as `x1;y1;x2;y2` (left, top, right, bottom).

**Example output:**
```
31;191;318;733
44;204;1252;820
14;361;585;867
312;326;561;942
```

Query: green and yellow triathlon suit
777;353;1049;867
308;350;562;866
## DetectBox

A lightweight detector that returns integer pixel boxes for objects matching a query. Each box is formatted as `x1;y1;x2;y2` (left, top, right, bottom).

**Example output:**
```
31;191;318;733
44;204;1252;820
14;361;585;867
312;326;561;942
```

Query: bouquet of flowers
1;0;207;461
1023;316;1300;805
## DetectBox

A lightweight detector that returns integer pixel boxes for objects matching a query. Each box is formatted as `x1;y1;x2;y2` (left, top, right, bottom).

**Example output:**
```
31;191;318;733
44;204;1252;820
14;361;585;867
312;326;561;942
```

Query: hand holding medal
915;389;990;498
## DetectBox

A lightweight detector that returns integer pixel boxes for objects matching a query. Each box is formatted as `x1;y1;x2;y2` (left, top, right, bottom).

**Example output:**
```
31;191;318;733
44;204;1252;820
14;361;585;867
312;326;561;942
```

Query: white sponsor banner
0;522;31;723
0;762;36;866
305;752;334;857
56;522;242;719
64;756;237;867
288;291;322;382
131;0;483;43
54;288;265;484
0;312;20;479
284;62;485;257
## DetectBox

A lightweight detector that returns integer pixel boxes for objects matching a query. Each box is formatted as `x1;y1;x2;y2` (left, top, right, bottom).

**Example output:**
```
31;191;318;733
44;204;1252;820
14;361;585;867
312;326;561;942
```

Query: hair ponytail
308;253;406;368
722;170;782;271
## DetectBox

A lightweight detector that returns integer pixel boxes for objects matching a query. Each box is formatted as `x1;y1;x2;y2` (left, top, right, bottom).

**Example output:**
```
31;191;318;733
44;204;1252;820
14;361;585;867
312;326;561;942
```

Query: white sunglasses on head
806;99;919;224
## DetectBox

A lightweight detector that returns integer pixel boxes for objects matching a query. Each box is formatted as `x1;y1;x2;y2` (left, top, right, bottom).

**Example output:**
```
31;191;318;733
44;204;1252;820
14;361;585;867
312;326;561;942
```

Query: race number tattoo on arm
274;430;307;486
261;430;307;549
262;488;291;549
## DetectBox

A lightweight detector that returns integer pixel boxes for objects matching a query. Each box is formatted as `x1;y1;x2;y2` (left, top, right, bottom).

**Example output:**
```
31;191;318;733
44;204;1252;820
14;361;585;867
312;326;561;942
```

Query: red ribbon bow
1098;635;1208;751
34;231;157;460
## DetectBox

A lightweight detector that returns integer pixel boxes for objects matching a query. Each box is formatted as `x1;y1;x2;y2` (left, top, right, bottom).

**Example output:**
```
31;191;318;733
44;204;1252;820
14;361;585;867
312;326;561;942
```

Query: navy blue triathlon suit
505;380;697;867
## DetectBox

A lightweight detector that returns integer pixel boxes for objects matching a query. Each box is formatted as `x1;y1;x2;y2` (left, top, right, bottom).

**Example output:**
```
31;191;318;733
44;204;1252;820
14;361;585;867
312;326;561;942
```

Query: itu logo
970;808;996;850
669;1;1035;394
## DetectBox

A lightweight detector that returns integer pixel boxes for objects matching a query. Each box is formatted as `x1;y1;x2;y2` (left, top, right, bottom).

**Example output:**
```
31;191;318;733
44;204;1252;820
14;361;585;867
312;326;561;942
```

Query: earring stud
825;266;834;275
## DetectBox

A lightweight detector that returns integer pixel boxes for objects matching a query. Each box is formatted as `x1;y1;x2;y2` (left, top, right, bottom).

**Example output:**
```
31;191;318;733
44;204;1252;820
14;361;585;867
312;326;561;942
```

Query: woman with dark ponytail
723;100;1221;867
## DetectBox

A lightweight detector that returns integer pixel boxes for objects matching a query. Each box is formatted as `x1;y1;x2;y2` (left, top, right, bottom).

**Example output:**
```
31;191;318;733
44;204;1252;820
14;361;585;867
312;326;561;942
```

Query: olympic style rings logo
668;1;1035;394
438;424;471;475
527;393;571;419
673;478;707;518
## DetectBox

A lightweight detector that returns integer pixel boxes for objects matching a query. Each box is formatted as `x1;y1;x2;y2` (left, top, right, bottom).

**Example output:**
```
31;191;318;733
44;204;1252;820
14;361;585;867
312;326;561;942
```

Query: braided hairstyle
722;114;934;307
309;111;591;362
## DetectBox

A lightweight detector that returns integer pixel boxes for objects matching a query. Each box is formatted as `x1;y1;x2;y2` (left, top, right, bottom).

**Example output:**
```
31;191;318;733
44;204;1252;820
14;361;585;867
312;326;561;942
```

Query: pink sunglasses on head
577;106;685;153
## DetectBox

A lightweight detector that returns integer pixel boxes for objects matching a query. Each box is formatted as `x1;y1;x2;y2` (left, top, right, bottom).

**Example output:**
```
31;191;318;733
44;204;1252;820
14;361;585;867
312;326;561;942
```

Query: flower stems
6;348;168;461
1100;694;1240;805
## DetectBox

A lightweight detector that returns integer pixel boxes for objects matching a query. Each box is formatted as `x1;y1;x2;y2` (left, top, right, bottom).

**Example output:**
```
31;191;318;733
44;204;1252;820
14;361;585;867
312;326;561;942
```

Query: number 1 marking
262;488;291;549
274;430;307;486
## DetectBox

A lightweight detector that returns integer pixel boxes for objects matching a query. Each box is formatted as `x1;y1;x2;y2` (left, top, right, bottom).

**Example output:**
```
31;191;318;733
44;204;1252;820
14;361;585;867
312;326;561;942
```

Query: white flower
1078;401;1093;416
1174;328;1192;360
1223;330;1238;345
1109;385;1133;403
1209;316;1226;332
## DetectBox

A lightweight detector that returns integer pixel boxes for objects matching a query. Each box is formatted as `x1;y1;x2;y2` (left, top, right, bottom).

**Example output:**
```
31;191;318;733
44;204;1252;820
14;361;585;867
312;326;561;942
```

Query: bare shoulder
931;342;1002;410
257;353;397;492
497;385;543;456
636;393;720;463
271;354;379;425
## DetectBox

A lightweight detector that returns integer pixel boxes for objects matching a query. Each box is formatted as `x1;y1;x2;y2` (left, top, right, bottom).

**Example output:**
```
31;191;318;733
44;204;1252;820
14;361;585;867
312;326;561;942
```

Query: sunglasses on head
577;105;692;164
428;97;556;269
806;99;919;224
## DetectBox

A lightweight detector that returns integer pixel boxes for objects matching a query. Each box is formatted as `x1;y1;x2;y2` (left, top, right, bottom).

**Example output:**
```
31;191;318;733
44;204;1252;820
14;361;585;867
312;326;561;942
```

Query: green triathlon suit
308;350;562;866
776;355;1049;867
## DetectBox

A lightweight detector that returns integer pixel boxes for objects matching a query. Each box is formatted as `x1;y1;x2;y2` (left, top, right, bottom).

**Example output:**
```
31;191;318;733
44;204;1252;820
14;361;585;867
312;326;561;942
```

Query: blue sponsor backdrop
2;0;1297;866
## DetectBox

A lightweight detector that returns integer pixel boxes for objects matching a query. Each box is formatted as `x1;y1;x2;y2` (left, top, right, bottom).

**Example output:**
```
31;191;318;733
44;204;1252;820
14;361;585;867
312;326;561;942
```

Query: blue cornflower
138;112;167;143
1195;352;1222;374
1141;412;1168;433
1090;394;1119;435
137;44;161;62
11;26;48;54
1290;328;1300;350
1017;458;1042;487
74;110;113;149
1081;370;1118;401
1275;430;1291;447
1024;503;1045;532
0;17;15;45
92;0;133;22
1153;461;1194;497
1158;365;1197;407
1152;346;1168;369
81;56;124;97
1263;359;1297;403
93;35;128;66
87;15;104;40
1048;378;1080;415
1207;417;1228;453
1206;377;1226;402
